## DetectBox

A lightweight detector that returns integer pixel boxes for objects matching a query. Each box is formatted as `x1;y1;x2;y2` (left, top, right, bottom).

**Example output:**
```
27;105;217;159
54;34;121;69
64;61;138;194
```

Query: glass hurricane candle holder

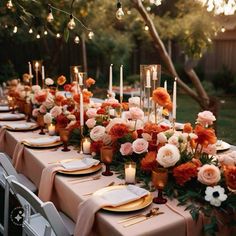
59;128;71;152
152;168;168;204
100;146;113;176
37;114;45;135
125;162;136;184
70;65;82;83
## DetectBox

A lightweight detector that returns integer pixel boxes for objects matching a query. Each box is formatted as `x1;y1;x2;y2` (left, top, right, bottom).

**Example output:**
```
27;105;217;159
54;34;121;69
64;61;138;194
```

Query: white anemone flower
205;186;227;207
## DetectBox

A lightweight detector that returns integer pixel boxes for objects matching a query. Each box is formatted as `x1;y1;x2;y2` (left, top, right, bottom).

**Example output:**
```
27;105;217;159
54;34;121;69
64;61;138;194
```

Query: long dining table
0;118;235;236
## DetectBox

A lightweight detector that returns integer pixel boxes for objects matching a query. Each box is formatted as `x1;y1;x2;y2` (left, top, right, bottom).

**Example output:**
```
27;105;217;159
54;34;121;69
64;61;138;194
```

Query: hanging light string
48;4;91;31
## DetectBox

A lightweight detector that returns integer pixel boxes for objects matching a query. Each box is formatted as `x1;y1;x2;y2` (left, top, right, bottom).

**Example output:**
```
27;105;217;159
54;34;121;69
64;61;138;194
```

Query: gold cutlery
69;175;101;184
82;181;115;196
118;208;159;223
122;209;164;227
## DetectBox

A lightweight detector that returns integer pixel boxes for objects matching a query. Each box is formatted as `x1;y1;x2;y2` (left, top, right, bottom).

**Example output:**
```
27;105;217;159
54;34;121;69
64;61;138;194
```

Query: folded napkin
6;122;37;130
0;113;25;120
60;158;100;171
0;106;10;111
23;136;60;146
74;185;149;236
0;127;6;151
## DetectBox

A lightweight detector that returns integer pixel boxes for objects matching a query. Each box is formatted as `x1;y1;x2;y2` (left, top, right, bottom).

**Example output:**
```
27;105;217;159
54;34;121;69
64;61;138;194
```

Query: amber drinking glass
24;102;32;122
59;128;71;152
37;114;45;135
152;168;168;204
100;146;113;176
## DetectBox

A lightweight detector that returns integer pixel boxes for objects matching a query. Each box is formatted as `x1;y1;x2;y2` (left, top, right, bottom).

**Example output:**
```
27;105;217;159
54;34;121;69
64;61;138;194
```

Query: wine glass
152;168;168;204
100;146;113;176
37;114;45;135
59;128;71;152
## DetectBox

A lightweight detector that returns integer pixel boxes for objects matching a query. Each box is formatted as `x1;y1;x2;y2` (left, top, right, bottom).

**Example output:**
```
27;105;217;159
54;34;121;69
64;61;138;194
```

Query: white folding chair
5;175;74;236
0;152;37;236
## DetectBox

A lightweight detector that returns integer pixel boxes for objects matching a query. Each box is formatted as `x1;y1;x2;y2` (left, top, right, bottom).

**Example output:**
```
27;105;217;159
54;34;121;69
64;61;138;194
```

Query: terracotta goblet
59;128;71;152
37;114;45;135
100;146;113;176
152;168;168;204
24;102;32;122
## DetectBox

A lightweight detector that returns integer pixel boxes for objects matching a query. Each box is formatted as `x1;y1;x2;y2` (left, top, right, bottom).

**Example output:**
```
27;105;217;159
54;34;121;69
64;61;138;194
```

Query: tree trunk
131;0;211;110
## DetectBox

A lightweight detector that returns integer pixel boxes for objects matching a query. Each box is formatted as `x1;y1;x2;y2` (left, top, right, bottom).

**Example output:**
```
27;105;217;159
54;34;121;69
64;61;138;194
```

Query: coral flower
194;125;217;147
73;94;80;103
183;123;193;133
141;151;157;172
122;102;129;111
35;91;47;103
57;75;66;85
109;123;129;139
143;122;168;134
85;78;95;87
224;166;236;190
173;162;199;185
64;84;72;92
152;87;171;107
55;94;65;105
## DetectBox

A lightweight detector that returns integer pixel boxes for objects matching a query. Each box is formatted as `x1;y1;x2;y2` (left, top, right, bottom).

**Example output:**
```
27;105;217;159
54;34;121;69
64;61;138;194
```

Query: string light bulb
74;36;80;44
47;6;54;22
36;31;41;39
221;26;226;33
6;0;13;9
68;15;76;30
29;28;33;34
56;33;61;38
13;26;17;33
44;30;48;35
116;1;124;20
144;25;149;31
88;31;94;39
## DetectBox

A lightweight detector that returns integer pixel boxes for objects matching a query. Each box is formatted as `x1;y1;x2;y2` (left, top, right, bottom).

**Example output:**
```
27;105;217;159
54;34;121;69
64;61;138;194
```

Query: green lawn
177;94;236;145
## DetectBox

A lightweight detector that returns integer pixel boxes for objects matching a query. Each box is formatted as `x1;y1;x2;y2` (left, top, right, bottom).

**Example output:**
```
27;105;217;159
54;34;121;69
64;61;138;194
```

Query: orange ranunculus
83;89;93;103
173;162;199;186
183;123;193;133
224;166;236;190
73;94;80;103
165;101;173;112
109;123;129;139
194;124;217;147
143;122;169;134
152;87;171;107
55;94;65;105
121;102;129;111
57;75;67;86
141;151;157;172
64;84;72;92
85;78;95;87
35;91;47;103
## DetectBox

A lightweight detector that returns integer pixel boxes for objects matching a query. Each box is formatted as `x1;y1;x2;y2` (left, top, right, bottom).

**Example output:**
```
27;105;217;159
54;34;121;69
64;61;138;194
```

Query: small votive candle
82;138;91;154
125;162;136;184
48;124;56;136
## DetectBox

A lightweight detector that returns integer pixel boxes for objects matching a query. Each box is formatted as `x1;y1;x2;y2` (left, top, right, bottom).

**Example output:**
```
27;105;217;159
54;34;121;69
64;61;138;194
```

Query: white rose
90;125;106;142
157;132;168;144
128;97;140;108
31;85;41;93
45;78;54;86
157;144;180;168
44;113;52;124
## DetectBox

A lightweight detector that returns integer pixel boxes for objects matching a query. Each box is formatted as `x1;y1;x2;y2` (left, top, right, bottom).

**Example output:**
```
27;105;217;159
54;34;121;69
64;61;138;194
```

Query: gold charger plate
93;185;153;212
58;163;102;175
22;140;63;149
217;141;231;152
6;124;39;132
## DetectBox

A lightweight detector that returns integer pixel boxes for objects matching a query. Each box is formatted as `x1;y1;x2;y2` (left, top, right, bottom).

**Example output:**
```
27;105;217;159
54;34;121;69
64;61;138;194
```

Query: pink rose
102;134;112;146
141;133;152;141
86;108;97;118
217;151;236;166
31;85;41;93
50;106;62;118
128;97;140;108
86;118;96;129
39;105;47;114
157;132;167;144
197;164;221;185
32;108;39;117
105;98;119;105
43;113;52;124
202;144;217;156
197;111;216;127
90;125;106;142
129;107;144;120
132;138;149;154
120;142;133;156
168;135;179;146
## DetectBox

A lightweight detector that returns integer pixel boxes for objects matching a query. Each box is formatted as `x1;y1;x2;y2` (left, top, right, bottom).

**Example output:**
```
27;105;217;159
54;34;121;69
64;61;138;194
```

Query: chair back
6;176;70;236
0;152;18;177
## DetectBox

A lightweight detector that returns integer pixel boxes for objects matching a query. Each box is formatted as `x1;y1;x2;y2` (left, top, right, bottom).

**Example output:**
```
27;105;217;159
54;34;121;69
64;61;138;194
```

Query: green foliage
0;60;18;83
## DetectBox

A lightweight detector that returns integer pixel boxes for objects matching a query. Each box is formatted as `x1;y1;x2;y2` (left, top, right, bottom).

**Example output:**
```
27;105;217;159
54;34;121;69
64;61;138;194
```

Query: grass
177;94;236;145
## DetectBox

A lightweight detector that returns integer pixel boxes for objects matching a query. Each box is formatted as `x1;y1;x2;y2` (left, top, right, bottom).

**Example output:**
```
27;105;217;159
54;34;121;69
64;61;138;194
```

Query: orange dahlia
57;75;67;85
224;166;236;190
152;87;171;107
141;151;157;172
109;123;129;139
183;123;193;133
85;78;95;87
